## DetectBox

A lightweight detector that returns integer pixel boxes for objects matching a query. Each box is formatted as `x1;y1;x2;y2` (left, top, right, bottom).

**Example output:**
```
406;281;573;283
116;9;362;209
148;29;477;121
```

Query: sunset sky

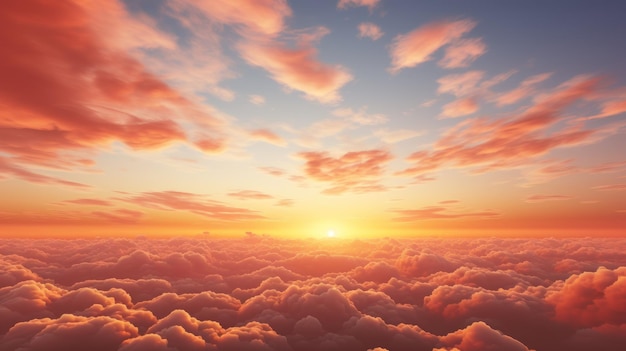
1;0;625;238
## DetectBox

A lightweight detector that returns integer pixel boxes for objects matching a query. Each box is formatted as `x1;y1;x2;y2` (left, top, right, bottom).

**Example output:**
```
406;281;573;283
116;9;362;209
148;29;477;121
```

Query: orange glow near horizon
0;0;625;239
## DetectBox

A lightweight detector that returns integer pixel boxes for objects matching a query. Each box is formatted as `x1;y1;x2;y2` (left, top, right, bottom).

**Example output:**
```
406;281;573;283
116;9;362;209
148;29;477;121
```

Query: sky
1;0;626;238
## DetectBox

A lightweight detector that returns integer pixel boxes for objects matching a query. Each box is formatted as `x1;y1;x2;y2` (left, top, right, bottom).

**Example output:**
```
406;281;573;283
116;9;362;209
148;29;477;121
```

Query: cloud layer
1;237;625;350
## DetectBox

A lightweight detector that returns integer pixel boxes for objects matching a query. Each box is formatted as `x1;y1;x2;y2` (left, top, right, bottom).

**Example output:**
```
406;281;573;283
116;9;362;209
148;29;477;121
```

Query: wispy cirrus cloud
228;190;275;200
392;200;500;222
389;19;480;73
117;191;264;221
592;184;626;191
297;149;392;194
525;194;574;203
439;37;487;69
399;75;622;177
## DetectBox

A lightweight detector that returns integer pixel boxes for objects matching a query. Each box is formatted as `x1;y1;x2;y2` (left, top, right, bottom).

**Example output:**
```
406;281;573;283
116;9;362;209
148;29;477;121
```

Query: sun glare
327;229;336;238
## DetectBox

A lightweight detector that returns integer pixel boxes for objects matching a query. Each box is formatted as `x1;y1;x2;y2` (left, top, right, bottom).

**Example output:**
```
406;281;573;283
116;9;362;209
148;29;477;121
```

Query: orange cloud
437;71;485;96
358;23;384;40
249;129;287;146
440;97;479;118
439;38;486;68
297;149;392;194
525;194;574;203
389;19;477;73
91;209;144;224
337;0;380;11
592;184;626;191
0;0;228;186
118;191;264;221
63;199;114;206
0;158;89;189
182;0;291;36
238;39;352;103
400;76;611;176
228;190;275;200
393;202;499;221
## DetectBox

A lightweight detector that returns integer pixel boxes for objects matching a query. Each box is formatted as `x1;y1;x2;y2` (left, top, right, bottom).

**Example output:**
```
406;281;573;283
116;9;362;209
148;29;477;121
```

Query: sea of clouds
1;236;625;351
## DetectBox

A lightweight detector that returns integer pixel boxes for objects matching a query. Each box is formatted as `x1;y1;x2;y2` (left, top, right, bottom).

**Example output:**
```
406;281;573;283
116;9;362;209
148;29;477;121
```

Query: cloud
393;206;499;221
374;129;423;144
249;129;287;146
438;38;487;69
358;23;384;40
238;34;352;103
91;209;144;224
62;199;114;206
249;95;266;105
228;190;275;200
338;0;380;11
181;0;292;36
592;184;626;191
275;199;294;207
333;107;389;126
399;75;614;176
437;71;485;97
0;0;230;187
2;237;626;350
440;97;479;118
117;191;264;221
525;194;574;203
297;149;392;194
389;19;477;73
496;73;553;106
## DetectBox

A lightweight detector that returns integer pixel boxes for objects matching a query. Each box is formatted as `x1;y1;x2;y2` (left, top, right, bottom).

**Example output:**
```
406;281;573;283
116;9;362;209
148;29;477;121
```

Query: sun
327;229;336;238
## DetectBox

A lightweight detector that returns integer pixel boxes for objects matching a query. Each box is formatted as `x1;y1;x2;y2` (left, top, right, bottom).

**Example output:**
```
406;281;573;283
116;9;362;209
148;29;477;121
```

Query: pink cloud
437;71;485;97
496;73;553;106
62;199;114;206
338;0;380;11
389;19;477;73
228;190;275;200
592;184;626;191
525;194;574;203
441;97;479;118
118;191;264;221
249;129;287;146
91;209;144;224
358;23;384;40
2;237;626;350
393;206;499;221
238;37;352;103
439;38;487;69
297;149;392;194
0;0;229;186
183;0;292;36
399;76;610;176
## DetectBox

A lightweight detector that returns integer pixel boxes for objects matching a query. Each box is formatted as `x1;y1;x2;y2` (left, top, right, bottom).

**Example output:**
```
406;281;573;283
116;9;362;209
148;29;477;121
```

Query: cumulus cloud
358;23;384;40
1;237;625;350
